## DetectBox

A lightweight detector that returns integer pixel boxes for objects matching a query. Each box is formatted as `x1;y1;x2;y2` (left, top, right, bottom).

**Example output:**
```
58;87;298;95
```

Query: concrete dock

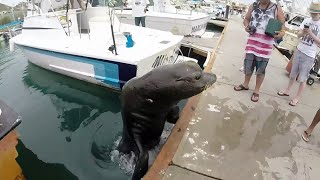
145;16;320;180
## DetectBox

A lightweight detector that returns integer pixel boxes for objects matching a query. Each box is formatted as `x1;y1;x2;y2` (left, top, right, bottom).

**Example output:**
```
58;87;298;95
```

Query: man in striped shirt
234;0;285;102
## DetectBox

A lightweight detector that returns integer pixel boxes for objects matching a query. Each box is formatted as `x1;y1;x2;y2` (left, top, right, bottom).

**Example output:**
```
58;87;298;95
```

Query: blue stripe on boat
20;46;137;89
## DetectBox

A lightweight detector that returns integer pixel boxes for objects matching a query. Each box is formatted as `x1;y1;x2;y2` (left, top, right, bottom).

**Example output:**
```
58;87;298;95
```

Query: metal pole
109;8;117;55
11;7;16;21
32;0;36;15
79;10;82;39
66;0;71;36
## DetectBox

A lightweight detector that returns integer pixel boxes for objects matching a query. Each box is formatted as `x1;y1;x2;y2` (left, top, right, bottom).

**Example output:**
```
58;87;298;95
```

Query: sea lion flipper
132;137;149;180
166;106;180;124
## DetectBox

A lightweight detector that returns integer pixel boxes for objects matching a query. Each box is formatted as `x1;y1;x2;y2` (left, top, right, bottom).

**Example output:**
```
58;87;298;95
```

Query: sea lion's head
128;61;216;104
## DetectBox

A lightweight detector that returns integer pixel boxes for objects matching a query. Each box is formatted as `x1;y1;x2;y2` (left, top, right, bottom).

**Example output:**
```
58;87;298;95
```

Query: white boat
114;0;209;36
190;0;224;19
10;0;187;91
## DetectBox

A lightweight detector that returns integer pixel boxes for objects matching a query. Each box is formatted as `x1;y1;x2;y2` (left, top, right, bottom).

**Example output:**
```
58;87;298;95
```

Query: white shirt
132;0;150;17
297;18;320;58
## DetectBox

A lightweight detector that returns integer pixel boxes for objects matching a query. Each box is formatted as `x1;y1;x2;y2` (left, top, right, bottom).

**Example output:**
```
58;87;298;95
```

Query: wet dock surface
148;16;320;180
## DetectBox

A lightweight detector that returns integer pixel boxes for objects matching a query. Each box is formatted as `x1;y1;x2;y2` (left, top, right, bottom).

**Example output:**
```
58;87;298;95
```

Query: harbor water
0;41;130;180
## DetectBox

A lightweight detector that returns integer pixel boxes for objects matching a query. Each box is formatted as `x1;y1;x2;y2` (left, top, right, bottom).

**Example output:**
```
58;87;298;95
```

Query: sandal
277;91;289;97
251;93;259;102
289;99;299;106
234;84;249;91
301;131;311;142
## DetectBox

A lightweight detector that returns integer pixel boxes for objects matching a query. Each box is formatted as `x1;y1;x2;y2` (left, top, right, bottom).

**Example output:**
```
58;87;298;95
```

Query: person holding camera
234;0;285;102
132;0;150;27
278;2;320;106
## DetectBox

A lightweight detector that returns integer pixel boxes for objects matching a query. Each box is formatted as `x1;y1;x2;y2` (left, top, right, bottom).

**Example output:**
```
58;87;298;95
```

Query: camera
248;26;257;35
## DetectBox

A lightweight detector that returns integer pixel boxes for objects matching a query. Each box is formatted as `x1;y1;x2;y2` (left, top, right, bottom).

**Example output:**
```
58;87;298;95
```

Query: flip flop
251;93;259;102
289;99;299;106
301;131;311;142
277;91;289;96
234;84;249;91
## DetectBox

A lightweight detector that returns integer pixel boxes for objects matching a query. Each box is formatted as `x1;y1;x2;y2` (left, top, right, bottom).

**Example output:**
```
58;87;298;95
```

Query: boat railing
28;0;95;39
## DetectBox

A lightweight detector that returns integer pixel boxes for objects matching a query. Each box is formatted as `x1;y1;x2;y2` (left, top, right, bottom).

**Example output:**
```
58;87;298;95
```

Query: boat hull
115;10;209;36
19;45;137;91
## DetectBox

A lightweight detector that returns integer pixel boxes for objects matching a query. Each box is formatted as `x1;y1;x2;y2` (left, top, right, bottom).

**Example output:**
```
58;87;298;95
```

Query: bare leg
234;74;252;90
302;109;320;142
291;82;307;105
306;109;320;134
254;74;265;93
283;78;295;94
243;74;252;88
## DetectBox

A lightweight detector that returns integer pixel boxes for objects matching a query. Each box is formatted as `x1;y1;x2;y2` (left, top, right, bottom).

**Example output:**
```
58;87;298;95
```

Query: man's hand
304;28;313;36
274;30;285;39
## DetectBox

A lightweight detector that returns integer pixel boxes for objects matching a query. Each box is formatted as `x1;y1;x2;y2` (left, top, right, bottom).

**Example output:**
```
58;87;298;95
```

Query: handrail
28;0;91;37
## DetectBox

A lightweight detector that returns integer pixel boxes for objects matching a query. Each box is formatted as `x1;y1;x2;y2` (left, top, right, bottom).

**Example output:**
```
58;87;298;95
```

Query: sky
0;0;25;7
240;0;254;4
0;0;256;6
0;0;257;6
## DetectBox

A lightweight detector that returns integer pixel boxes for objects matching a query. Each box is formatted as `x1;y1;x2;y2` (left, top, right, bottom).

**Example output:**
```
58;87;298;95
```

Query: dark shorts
135;16;146;27
244;53;269;75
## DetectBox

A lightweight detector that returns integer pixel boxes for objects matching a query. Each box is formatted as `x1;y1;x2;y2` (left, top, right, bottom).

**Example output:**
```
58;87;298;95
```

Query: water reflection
18;62;128;180
22;63;121;141
16;140;78;180
0;42;15;84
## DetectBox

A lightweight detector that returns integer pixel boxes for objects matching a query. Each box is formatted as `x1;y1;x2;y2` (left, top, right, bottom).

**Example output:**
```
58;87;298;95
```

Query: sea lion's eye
146;99;154;103
195;74;201;80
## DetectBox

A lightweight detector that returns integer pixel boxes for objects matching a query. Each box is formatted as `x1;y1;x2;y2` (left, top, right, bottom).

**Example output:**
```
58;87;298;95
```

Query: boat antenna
66;0;71;36
108;3;118;55
85;0;90;10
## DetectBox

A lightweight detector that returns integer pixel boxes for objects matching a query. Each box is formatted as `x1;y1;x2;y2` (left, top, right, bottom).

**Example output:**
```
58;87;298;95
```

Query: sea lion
117;61;216;180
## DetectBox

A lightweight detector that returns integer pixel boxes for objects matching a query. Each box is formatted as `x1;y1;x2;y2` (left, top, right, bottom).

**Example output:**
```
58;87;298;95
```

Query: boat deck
115;9;209;20
182;32;219;54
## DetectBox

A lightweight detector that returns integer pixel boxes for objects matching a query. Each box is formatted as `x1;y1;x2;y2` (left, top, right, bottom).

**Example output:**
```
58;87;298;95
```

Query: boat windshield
288;15;305;27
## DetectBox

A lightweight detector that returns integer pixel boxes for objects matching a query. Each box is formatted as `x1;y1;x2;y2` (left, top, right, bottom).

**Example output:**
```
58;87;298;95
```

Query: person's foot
234;84;249;91
251;92;259;102
277;91;290;96
289;98;299;106
301;130;311;142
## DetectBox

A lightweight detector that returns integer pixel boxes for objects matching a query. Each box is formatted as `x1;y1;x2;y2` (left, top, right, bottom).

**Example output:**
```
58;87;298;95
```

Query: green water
0;41;130;180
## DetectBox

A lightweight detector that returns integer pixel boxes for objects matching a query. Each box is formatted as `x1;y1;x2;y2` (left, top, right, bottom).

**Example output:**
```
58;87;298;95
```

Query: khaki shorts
290;50;315;82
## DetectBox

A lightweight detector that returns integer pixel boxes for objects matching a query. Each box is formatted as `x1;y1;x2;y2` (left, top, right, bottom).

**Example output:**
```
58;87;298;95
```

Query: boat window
288;16;305;27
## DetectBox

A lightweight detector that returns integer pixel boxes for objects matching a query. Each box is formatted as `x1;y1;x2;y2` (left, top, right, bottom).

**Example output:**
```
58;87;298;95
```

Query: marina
0;0;223;178
1;0;320;180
